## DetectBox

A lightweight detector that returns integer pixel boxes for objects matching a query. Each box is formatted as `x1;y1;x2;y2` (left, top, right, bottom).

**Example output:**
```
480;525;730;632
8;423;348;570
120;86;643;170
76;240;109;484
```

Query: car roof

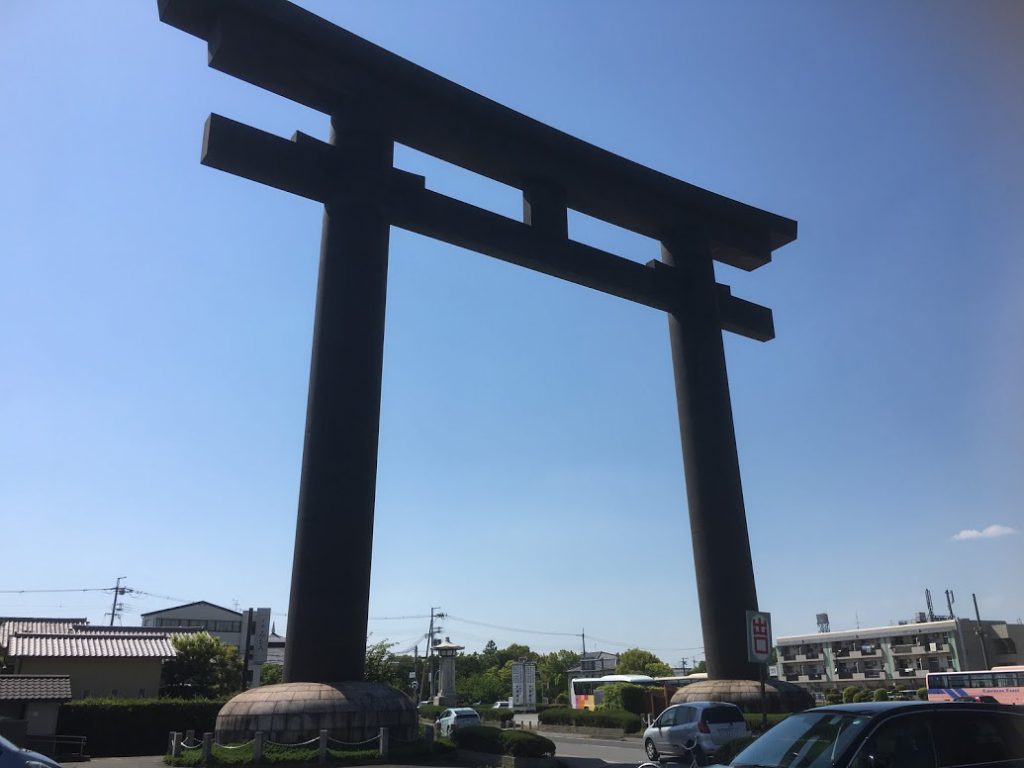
802;702;1021;716
669;701;741;710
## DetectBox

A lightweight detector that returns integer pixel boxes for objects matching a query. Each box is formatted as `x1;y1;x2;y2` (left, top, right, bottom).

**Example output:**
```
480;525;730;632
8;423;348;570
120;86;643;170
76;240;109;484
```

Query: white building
777;617;1024;698
141;601;244;648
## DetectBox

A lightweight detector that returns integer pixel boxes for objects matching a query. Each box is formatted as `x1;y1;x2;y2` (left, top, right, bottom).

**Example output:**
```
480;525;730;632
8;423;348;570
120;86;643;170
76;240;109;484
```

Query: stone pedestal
215;682;416;744
670;678;814;713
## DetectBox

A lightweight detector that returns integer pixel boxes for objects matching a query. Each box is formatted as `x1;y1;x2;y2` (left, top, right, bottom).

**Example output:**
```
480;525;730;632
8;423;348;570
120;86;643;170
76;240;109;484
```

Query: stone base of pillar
670;678;814;713
215;681;416;744
432;694;457;707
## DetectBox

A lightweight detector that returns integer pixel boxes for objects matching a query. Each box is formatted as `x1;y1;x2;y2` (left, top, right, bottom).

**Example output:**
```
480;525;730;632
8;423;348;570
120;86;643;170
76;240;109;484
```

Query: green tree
259;664;283;686
538;649;580;701
160;633;243;698
691;660;707;674
365;640;400;687
615;648;673;677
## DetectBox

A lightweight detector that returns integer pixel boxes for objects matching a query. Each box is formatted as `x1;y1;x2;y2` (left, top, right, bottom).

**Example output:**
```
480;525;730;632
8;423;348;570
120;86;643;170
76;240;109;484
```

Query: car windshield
732;712;871;768
455;713;479;719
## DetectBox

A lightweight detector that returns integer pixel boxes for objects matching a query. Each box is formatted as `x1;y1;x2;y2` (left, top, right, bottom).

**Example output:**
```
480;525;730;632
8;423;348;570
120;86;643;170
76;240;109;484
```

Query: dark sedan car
728;701;1024;768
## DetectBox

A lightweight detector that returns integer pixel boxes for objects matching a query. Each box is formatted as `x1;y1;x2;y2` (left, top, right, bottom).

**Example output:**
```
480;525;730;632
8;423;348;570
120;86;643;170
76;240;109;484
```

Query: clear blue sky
2;1;1022;664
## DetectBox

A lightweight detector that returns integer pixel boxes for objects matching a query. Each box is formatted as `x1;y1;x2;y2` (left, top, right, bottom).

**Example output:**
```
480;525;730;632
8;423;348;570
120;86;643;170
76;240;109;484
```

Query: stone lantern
433;637;464;706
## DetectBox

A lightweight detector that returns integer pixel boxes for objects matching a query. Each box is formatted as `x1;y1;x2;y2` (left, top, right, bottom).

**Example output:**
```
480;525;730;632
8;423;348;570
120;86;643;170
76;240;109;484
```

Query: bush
58;698;225;757
554;693;569;706
477;708;516;725
538;706;641;734
917;687;928;701
825;690;843;705
872;689;889;702
417;704;444;721
597;683;646;715
842;686;861;704
852;690;873;703
452;726;554;758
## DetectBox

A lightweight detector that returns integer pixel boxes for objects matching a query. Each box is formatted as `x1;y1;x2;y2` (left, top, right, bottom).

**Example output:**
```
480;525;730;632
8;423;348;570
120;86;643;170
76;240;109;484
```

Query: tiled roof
0;618;86;649
140;600;241;618
70;624;203;635
9;633;178;658
0;675;72;701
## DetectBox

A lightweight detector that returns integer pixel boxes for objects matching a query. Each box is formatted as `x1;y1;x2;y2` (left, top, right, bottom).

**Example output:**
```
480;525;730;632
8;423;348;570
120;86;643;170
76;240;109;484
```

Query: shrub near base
452;726;555;758
537;707;641;734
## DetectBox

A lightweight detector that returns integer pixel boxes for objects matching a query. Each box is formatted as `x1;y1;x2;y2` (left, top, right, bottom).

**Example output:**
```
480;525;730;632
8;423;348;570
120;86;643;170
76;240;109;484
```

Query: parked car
727;701;1024;768
494;701;513;709
435;707;481;737
0;733;62;768
644;701;749;764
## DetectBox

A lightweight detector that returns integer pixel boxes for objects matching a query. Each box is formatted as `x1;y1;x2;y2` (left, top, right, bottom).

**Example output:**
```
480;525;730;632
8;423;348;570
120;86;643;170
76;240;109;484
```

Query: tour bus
569;673;704;710
925;665;1024;704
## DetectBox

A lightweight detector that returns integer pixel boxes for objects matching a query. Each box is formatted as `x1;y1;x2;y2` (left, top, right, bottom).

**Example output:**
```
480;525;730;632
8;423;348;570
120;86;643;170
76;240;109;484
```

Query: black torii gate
159;0;796;685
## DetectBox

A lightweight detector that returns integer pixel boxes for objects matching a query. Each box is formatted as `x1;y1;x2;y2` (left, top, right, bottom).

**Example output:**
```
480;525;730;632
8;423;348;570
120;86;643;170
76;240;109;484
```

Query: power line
0;593;112;598
446;614;581;638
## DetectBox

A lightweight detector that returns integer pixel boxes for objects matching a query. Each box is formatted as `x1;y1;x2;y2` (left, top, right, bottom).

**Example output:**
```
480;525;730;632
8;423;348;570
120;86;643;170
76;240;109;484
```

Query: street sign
746;610;772;664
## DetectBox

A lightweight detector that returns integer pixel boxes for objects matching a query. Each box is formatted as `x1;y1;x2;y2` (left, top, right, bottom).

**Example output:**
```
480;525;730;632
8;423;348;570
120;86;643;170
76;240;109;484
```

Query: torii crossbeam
160;0;797;685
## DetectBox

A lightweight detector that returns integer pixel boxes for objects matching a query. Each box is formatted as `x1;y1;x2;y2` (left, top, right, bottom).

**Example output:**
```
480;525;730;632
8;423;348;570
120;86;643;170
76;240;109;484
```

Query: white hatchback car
435;707;481;737
643;701;749;765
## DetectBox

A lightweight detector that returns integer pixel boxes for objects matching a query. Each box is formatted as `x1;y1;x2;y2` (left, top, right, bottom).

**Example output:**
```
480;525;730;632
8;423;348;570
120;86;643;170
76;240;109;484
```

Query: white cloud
952;524;1018;541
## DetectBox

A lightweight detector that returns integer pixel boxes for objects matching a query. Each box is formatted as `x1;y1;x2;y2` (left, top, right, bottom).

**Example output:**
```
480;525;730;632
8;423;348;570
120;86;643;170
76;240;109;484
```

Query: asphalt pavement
71;730;658;768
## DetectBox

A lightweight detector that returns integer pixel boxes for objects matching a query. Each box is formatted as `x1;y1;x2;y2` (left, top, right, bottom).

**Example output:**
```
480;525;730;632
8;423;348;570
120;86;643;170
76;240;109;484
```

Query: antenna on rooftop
816;613;830;633
926;588;936;621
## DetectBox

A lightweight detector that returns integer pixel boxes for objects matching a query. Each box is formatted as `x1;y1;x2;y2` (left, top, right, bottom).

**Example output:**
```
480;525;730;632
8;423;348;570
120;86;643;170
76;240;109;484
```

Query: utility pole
107;576;126;626
241;607;254;690
424;606;445;701
972;593;990;669
946;590;967;670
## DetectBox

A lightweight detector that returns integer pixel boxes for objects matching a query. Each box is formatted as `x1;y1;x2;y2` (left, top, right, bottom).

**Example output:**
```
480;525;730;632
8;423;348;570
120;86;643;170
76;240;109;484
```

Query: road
545;732;646;768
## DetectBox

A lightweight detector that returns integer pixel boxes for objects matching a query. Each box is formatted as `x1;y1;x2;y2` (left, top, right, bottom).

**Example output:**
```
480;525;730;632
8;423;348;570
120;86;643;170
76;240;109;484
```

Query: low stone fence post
378;726;389;760
318;729;328;764
171;732;182;758
202;732;213;765
424;724;434;742
253;731;264;765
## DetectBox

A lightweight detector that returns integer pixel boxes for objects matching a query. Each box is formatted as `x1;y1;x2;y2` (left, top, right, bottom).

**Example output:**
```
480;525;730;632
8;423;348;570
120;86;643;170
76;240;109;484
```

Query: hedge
418;705;514;725
165;738;453;766
417;704;444;721
452;726;555;758
538;707;641;734
58;698;225;757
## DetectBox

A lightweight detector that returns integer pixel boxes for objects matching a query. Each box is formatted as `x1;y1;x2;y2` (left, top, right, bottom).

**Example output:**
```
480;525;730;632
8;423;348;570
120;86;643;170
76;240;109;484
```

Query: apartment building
776;617;1024;697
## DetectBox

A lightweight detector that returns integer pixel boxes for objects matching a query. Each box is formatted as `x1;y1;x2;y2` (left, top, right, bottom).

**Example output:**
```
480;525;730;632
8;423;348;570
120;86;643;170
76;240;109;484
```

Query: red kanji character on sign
752;616;770;656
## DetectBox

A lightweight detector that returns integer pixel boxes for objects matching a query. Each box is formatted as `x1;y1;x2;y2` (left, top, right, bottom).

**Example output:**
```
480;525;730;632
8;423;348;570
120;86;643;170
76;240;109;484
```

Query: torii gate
159;0;796;687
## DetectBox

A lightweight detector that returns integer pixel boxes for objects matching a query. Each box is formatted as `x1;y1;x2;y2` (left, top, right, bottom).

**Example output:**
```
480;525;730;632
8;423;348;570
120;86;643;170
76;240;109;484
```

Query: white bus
569;673;705;710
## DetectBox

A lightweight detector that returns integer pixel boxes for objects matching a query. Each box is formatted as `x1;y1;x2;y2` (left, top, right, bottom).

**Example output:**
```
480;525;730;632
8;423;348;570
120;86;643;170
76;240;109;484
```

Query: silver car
643;701;750;764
